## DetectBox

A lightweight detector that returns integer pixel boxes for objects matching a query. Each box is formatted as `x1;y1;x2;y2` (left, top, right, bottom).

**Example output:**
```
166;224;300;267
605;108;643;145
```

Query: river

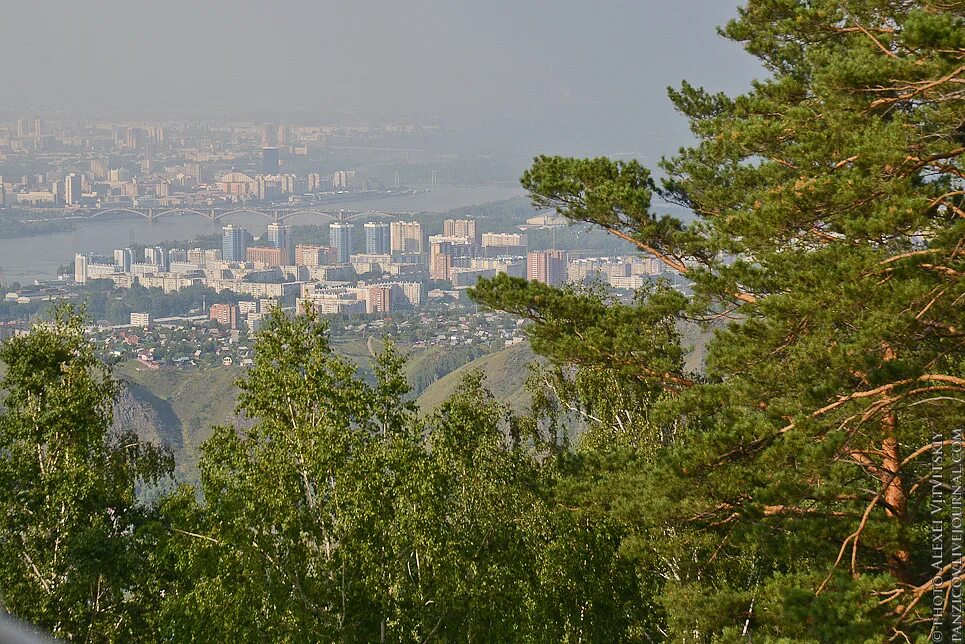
0;185;524;283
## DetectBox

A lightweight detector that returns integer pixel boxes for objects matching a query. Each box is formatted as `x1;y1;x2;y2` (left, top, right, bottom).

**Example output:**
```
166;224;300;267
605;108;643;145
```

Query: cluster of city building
5;163;373;209
0;117;428;210
101;313;254;369
72;215;666;332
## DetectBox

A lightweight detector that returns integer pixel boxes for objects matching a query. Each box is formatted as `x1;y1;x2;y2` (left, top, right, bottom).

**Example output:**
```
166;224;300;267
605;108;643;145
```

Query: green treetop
0;307;173;641
472;0;964;639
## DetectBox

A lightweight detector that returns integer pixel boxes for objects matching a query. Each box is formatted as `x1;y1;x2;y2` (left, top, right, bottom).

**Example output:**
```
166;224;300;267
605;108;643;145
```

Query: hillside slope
114;362;245;480
112;382;184;450
416;343;536;413
109;341;521;480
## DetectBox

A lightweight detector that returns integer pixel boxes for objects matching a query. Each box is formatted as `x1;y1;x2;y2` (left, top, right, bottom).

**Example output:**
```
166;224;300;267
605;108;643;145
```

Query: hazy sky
3;1;761;155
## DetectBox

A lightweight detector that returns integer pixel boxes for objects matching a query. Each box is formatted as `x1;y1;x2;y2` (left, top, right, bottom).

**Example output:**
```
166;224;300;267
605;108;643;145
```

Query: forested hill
2;2;961;640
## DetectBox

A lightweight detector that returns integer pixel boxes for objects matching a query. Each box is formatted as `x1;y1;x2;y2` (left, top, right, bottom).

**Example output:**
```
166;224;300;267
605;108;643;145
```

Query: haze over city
3;1;760;156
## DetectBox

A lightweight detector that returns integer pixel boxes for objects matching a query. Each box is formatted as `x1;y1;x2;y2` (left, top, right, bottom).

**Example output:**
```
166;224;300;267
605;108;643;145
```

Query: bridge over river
81;206;412;223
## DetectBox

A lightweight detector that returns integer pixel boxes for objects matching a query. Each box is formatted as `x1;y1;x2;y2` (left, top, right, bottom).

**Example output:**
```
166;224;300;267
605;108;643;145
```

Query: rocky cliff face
111;382;185;458
109;367;249;483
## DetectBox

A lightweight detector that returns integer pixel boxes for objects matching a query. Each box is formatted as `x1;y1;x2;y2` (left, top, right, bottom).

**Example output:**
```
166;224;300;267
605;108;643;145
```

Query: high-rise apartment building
148;126;165;148
113;248;133;271
329;223;354;264
187;248;206;266
294;245;317;266
144;246;168;270
33;119;44;137
109;168;130;182
74;253;89;284
527;250;568;286
482;232;527;256
482;232;527;249
276;174;295;194
64;173;81;205
428;236;479;281
332;170;354;188
266;223;293;263
125;127;142;149
307;172;322;193
260;124;275;148
443;218;479;243
246;246;286;267
390;221;424;254
295;244;332;266
187;162;203;183
222;225;248;262
430;251;453;281
364;222;391;255
90;159;109;181
209;303;240;330
366;285;392;314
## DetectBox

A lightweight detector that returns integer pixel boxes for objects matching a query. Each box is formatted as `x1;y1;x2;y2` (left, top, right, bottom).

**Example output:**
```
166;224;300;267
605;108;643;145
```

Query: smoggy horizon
2;1;761;158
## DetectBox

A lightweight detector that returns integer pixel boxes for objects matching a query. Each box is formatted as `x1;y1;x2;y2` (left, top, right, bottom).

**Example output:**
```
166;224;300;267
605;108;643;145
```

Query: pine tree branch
710;375;965;467
868;65;965;107
877;249;940;266
899;440;958;468
816;477;891;594
169;527;222;545
851;20;899;59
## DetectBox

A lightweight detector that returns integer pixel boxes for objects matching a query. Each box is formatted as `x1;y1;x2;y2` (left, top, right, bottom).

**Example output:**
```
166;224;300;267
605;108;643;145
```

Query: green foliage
471;0;965;640
151;309;649;641
0;216;76;239
128;234;221;259
414;342;535;412
79;282;243;325
0;305;173;641
406;343;494;396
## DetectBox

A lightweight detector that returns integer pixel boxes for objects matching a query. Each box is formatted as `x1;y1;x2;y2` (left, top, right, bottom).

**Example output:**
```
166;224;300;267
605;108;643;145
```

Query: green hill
114;362;245;480
416;343;536;413
109;341;543;480
331;336;511;400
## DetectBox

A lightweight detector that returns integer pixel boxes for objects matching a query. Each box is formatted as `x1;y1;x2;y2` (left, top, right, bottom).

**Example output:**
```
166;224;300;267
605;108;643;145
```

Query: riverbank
0;185;525;283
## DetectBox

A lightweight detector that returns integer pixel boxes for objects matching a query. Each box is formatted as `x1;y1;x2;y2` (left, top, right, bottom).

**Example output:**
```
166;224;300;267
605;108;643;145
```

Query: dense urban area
0;117;684;371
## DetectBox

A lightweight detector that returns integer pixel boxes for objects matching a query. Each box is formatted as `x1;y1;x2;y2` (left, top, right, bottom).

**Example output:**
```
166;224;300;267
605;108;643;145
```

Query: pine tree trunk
881;415;912;584
878;345;912;582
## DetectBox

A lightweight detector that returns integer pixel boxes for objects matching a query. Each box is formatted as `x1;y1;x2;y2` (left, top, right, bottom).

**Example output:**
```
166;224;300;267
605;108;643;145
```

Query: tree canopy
0;307;172;641
472;0;964;639
148;308;648;641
